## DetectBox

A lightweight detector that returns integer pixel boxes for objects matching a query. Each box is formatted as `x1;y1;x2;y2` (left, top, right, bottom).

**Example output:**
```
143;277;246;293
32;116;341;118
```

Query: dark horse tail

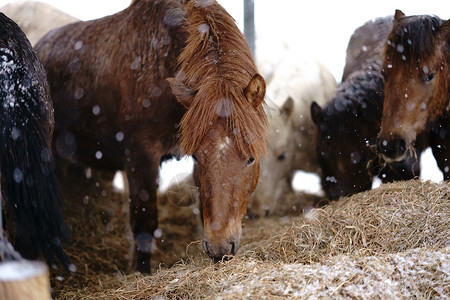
0;13;71;269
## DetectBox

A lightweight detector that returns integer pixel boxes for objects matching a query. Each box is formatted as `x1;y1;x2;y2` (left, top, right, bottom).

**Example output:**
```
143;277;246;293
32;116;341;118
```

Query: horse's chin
380;152;407;164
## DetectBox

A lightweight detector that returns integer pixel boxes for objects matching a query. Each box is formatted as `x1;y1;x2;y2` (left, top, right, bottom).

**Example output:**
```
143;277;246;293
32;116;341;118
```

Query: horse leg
125;140;162;273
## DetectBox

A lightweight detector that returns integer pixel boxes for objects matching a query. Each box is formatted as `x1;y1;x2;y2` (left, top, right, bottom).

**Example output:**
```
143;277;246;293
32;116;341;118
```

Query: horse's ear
244;74;266;108
310;101;323;125
167;77;194;108
437;19;450;44
281;97;294;118
394;10;405;21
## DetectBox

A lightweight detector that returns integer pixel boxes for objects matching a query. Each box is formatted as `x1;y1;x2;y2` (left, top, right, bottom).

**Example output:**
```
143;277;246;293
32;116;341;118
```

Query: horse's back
35;0;188;170
0;12;52;129
36;0;186;102
267;53;336;124
342;16;394;81
0;1;78;46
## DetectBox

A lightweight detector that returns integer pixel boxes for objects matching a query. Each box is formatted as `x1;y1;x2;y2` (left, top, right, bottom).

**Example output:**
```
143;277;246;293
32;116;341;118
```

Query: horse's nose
202;237;240;262
377;136;407;161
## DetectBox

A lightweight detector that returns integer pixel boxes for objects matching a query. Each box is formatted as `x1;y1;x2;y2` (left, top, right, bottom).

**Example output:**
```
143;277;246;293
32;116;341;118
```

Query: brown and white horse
377;10;450;179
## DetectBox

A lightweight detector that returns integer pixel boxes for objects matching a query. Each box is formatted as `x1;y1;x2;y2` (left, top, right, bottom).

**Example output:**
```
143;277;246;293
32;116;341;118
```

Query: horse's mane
386;14;443;67
321;61;384;136
175;0;267;158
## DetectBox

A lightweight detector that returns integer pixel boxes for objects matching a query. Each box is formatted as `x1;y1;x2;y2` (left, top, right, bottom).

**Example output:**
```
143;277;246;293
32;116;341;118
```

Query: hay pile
50;168;203;298
53;179;449;299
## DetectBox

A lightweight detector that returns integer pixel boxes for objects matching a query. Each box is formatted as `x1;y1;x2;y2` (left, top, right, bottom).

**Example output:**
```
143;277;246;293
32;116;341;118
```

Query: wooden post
244;0;255;58
0;260;50;300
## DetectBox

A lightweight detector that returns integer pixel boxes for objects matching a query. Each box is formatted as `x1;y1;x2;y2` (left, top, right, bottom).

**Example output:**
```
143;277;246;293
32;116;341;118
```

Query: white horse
0;1;78;45
247;54;336;217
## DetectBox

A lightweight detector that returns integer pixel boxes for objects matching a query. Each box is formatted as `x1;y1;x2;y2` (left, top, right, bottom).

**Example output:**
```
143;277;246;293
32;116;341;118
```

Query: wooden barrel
0;260;50;300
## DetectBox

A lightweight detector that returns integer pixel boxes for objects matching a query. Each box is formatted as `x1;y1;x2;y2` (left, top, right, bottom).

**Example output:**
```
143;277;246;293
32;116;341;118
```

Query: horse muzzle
376;135;408;163
202;233;241;262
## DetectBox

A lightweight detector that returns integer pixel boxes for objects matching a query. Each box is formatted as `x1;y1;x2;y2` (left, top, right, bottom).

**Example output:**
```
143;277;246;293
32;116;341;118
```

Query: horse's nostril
202;241;209;255
230;242;236;255
377;138;389;154
395;138;406;155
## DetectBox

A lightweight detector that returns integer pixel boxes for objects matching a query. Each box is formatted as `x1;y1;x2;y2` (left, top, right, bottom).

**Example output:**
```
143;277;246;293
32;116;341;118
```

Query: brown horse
35;0;267;272
377;10;450;179
311;16;420;200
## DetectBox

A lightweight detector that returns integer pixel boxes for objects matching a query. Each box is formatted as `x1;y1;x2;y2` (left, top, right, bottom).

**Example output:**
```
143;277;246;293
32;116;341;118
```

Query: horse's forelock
176;0;267;158
387;15;443;66
179;80;267;158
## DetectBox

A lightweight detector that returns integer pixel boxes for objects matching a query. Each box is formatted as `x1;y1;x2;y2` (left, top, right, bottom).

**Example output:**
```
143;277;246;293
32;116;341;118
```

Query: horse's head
168;74;267;261
248;97;295;217
168;0;268;261
377;10;450;163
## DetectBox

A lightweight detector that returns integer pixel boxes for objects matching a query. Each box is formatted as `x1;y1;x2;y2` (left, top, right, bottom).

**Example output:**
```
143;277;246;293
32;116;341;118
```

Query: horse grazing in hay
377;10;450;179
0;13;71;269
247;54;336;217
311;16;420;200
35;0;267;272
160;55;336;219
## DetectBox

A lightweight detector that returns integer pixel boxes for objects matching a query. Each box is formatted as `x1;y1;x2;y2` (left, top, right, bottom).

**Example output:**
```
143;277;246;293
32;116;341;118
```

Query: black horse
0;12;71;269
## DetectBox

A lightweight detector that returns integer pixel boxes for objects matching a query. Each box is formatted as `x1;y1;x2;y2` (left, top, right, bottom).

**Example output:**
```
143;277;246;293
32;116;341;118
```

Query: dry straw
53;178;449;299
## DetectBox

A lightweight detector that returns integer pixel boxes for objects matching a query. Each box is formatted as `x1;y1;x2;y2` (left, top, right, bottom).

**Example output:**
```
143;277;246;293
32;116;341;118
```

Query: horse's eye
277;151;286;161
424;73;435;82
192;154;198;163
246;156;255;166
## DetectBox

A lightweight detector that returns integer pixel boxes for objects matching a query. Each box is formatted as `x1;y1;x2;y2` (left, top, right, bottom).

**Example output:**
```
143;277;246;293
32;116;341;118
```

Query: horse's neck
446;56;450;112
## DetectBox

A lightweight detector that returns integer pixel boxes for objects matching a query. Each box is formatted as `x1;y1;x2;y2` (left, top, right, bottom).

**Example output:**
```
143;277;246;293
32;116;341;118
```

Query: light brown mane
176;0;268;158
